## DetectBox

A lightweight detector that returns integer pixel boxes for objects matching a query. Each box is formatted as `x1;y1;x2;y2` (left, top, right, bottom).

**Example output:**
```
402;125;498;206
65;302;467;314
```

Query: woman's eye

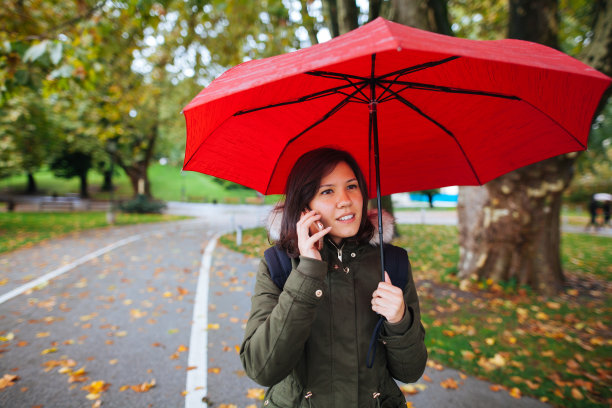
321;189;333;195
347;184;359;190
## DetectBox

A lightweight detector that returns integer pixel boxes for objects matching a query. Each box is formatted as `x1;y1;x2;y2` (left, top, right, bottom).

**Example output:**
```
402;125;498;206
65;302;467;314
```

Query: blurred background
0;1;611;407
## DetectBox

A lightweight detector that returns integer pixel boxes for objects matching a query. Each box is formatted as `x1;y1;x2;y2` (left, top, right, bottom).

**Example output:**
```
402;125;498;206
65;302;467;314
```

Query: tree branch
17;2;105;42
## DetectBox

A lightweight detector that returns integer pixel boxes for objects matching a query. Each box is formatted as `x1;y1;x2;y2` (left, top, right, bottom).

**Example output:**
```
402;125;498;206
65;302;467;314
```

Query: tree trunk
369;0;383;21
101;169;113;192
300;0;319;45
579;0;612;105
336;0;358;34
387;0;449;32
26;172;37;194
79;170;89;198
508;0;559;48
322;0;340;38
458;156;574;294
458;0;612;295
124;164;150;198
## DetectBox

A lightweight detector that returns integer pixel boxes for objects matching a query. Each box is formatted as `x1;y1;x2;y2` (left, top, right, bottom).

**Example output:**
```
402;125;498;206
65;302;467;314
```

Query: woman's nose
337;191;351;208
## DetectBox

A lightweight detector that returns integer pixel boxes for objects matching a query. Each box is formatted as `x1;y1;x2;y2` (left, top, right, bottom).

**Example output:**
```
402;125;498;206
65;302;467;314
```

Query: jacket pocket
264;376;303;407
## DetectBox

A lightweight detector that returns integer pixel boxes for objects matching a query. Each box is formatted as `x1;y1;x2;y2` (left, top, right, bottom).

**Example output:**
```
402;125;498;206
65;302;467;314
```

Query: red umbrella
182;17;610;275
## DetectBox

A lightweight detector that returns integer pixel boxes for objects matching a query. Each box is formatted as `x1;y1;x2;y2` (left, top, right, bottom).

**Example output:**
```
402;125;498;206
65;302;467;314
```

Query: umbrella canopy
183;17;610;199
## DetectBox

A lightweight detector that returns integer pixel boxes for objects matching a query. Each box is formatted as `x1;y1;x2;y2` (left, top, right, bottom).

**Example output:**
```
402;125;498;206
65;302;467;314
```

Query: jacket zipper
304;391;313;408
327;239;345;408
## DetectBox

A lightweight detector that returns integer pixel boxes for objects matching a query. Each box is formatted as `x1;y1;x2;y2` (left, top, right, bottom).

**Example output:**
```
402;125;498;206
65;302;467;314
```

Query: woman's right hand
297;210;331;261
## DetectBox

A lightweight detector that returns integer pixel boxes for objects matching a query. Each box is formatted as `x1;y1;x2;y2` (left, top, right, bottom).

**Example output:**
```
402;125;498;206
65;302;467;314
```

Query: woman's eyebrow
319;178;357;188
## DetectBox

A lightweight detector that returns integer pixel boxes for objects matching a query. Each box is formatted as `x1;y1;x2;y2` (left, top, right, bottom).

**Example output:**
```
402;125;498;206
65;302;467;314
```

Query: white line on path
185;232;222;408
0;234;142;306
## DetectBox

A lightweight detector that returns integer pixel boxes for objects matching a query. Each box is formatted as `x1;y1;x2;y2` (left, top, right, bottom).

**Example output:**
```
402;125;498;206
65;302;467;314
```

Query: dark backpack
263;243;409;290
263;243;410;368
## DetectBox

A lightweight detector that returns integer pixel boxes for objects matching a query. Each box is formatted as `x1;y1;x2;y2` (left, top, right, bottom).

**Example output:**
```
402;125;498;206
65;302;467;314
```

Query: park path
0;203;554;407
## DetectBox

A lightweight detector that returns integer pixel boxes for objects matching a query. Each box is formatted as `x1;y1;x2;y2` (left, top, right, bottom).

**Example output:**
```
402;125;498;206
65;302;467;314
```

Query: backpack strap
367;244;410;368
382;244;409;289
264;244;409;291
264;246;292;290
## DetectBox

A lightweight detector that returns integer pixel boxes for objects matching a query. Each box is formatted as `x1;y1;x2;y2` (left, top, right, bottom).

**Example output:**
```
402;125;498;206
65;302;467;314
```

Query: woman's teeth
338;214;354;221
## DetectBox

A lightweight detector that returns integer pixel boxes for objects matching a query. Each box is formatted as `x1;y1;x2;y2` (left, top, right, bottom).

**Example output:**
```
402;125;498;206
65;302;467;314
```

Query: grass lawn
0;165;281;204
0;212;188;254
220;225;611;408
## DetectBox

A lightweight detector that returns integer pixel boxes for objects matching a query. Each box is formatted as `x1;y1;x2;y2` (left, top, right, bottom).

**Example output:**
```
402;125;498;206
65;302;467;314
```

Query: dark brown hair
277;148;373;257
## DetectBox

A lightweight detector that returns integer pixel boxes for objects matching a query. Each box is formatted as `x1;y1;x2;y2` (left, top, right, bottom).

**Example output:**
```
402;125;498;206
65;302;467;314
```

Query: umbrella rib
387;88;482;185
520;99;586;150
264;84;368;194
234;80;368;116
306;71;369;82
378;56;460;81
307;71;371;102
378;80;520;100
376;56;460;101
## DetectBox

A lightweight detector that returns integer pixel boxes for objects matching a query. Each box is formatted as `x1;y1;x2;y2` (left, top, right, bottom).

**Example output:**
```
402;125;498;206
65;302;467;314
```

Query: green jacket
240;238;427;408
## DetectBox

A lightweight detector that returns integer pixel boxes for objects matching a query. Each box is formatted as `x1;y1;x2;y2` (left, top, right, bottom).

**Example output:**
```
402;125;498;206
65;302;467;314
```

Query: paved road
0;204;557;407
0;206;269;408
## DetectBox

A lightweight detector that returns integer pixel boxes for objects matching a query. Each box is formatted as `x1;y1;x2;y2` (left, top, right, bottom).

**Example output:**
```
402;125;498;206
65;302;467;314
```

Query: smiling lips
337;214;355;222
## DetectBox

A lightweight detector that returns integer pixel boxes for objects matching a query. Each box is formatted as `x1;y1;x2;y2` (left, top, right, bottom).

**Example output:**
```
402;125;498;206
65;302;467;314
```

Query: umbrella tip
179;110;184;115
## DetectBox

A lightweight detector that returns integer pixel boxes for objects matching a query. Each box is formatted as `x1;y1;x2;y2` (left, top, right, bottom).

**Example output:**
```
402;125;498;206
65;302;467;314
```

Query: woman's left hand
371;271;405;324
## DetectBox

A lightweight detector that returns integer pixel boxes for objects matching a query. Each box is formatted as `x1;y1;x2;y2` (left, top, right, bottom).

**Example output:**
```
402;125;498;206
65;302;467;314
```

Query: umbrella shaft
369;101;385;282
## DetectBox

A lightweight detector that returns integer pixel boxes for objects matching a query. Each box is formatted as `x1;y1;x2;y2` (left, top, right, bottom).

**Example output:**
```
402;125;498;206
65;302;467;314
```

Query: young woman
240;148;427;407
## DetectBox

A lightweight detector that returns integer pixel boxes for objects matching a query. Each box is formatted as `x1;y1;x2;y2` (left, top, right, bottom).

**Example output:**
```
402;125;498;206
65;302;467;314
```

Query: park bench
38;197;77;212
39;200;74;211
85;201;112;211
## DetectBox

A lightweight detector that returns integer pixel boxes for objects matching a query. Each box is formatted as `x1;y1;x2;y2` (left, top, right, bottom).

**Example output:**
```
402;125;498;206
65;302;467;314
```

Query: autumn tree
1;0;301;197
457;0;612;295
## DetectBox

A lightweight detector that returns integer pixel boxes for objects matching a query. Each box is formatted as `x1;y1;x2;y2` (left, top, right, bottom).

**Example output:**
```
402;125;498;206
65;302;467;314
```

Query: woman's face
308;161;363;245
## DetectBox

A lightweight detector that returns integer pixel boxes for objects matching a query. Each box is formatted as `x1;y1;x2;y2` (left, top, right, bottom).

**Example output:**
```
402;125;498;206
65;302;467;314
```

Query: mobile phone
303;208;325;250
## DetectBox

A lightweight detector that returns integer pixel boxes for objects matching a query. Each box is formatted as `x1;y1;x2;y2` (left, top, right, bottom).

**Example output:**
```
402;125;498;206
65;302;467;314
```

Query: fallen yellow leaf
440;378;458;389
246;388;266;400
130;379;156;392
0;333;15;342
571;388;583;400
509;387;522;399
0;374;19;389
399;384;418;395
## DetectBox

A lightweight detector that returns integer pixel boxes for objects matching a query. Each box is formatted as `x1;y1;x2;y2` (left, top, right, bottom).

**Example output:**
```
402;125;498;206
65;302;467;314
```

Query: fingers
296;210;330;260
372;272;405;323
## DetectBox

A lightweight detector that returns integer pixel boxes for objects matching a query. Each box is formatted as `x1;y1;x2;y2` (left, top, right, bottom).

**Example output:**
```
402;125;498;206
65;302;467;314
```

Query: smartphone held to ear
304;209;325;251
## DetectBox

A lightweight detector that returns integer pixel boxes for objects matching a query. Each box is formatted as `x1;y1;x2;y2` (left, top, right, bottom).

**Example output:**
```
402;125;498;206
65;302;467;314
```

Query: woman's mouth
337;214;355;222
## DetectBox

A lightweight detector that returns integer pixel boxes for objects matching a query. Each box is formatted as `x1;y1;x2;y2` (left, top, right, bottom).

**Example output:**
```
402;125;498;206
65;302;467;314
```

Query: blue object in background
409;193;458;206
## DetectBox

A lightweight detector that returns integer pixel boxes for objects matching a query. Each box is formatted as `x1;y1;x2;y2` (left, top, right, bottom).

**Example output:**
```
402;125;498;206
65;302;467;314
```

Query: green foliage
448;0;508;40
119;194;167;214
50;149;93;179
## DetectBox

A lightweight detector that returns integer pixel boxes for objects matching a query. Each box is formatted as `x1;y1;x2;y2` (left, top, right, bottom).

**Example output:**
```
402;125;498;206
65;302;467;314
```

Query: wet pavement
0;203;578;407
